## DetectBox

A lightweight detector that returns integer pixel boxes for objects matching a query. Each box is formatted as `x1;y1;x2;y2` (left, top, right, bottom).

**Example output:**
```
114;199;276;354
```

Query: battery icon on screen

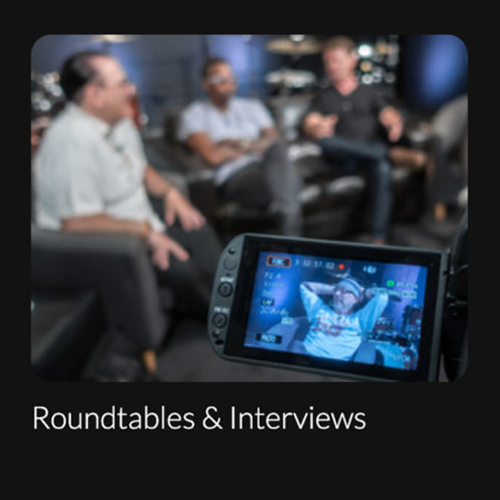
266;256;292;268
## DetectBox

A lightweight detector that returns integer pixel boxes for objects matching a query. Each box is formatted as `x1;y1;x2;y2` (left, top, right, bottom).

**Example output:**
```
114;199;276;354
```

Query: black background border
16;27;488;483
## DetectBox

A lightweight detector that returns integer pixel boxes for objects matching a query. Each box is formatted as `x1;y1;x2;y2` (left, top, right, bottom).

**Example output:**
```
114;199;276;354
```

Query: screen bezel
223;234;448;382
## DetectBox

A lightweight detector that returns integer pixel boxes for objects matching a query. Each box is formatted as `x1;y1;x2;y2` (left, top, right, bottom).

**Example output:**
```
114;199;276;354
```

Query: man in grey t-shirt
178;58;302;236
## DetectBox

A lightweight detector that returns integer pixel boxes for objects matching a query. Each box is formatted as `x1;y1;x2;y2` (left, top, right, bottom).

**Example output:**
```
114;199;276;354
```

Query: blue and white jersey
300;284;388;360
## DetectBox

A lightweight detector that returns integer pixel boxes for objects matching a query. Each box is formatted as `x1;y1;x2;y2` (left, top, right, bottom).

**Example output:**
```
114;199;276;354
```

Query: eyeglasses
334;286;356;297
92;77;134;90
205;75;238;85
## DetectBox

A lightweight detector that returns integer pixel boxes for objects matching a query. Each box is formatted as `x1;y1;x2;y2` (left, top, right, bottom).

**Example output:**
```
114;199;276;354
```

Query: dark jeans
154;222;222;321
218;141;303;236
318;136;392;240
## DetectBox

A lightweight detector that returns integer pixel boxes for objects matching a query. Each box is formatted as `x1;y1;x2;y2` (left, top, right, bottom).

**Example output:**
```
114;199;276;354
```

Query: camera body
208;233;452;382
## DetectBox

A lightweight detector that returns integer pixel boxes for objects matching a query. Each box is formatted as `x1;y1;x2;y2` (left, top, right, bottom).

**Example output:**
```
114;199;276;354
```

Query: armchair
427;95;468;221
268;94;429;241
31;227;172;380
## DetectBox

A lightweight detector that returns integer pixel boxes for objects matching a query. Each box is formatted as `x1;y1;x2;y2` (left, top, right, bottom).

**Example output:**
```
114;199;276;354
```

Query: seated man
177;57;302;236
302;36;424;244
34;51;222;329
295;277;389;361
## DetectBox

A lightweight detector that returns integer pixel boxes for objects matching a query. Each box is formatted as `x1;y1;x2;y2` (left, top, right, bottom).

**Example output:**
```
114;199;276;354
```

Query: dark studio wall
31;34;468;129
32;35;208;127
398;34;468;112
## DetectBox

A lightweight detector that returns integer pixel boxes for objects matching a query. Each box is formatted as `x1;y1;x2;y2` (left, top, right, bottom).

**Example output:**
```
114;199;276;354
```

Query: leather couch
144;100;428;243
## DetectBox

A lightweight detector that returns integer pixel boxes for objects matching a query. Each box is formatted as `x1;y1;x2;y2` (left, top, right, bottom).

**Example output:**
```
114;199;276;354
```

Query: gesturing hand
311;114;338;140
147;231;190;270
164;188;206;232
379;107;403;143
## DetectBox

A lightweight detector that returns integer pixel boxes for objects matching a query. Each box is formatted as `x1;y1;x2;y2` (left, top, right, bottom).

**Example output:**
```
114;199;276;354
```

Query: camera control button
217;282;233;297
223;256;237;270
212;313;228;329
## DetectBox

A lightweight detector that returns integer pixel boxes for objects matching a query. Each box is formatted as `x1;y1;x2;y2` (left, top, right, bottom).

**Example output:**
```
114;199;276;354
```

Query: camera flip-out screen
208;234;448;382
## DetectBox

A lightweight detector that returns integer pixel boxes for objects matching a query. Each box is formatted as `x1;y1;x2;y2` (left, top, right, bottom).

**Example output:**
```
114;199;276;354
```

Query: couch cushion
31;291;105;380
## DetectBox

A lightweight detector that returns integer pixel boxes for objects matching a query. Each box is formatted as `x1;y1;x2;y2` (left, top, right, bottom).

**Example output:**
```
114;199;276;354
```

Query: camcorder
207;213;467;382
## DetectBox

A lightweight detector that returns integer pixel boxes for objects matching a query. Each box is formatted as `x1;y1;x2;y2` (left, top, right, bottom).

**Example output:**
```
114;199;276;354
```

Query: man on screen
295;277;389;361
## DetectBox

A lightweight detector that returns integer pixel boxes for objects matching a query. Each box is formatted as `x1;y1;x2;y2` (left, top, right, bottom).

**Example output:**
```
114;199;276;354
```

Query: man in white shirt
177;58;302;236
34;51;221;324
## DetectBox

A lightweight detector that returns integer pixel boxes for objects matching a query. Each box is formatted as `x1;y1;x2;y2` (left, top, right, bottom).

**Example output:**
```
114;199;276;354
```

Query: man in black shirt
302;36;405;244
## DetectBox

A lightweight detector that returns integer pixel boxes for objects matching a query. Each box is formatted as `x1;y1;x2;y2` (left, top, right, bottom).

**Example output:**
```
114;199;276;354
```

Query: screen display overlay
243;251;429;372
